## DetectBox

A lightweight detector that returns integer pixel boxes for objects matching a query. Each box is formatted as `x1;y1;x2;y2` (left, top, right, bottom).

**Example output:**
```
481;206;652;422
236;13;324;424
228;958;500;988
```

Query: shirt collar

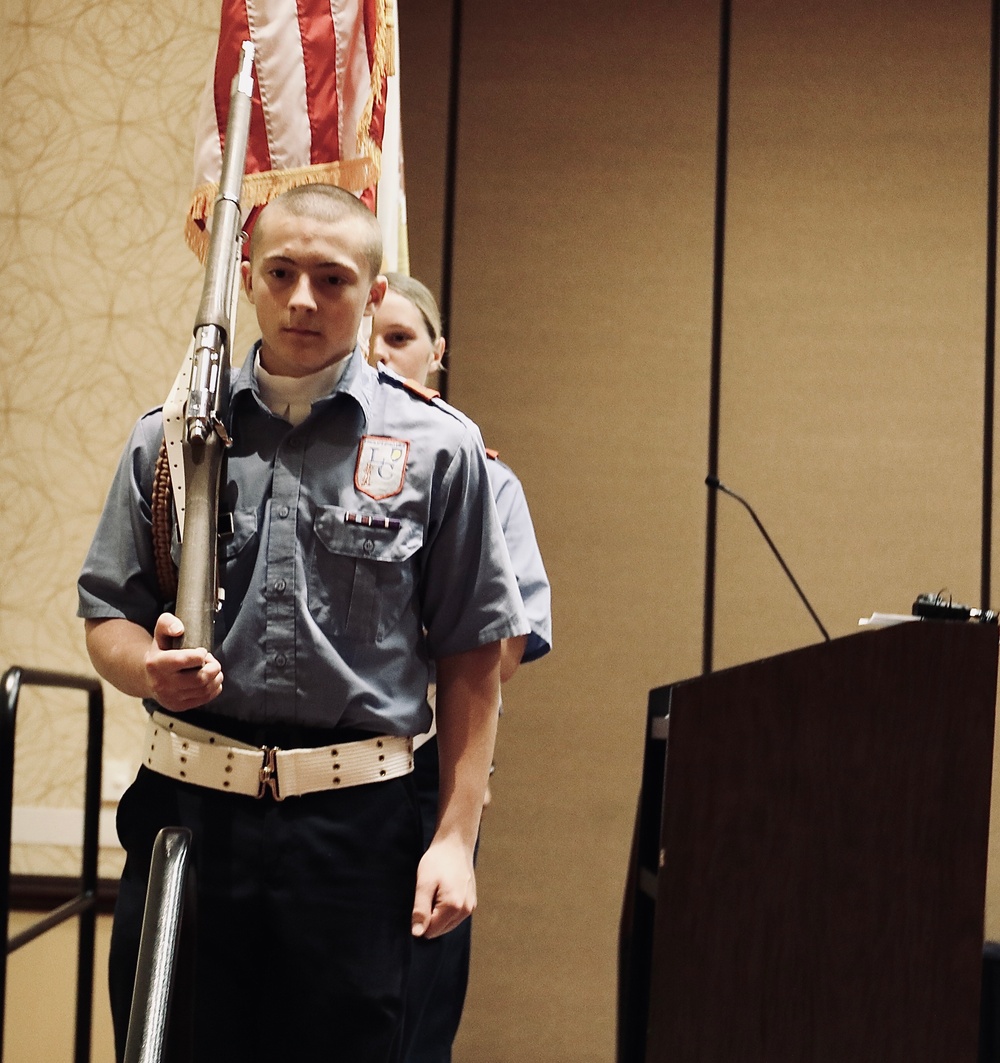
232;342;376;426
255;350;348;425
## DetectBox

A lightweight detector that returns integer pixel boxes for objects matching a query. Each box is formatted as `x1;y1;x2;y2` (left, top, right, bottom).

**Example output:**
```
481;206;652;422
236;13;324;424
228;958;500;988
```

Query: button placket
264;440;302;704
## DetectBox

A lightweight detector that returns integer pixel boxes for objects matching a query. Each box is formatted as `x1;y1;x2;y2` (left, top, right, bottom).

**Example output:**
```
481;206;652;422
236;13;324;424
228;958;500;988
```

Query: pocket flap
221;509;259;560
314;505;423;562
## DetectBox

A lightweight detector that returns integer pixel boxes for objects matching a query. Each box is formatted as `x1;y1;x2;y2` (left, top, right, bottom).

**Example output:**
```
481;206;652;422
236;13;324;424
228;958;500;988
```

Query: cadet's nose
288;274;316;310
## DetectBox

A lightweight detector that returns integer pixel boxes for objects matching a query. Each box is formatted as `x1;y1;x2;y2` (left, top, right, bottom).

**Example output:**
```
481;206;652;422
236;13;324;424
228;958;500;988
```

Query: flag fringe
357;0;390;159
184;156;380;261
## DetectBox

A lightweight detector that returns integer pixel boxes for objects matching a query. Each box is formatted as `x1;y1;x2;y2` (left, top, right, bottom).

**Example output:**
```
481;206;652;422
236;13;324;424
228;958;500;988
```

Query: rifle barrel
175;40;255;650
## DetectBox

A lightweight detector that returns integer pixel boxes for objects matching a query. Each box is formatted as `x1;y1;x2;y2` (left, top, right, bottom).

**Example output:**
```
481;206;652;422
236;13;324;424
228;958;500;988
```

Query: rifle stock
173;41;255;651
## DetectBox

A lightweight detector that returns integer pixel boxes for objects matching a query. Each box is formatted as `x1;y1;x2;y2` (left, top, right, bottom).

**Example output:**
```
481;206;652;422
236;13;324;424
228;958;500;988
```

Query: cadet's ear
241;259;255;303
429;336;446;373
364;274;388;316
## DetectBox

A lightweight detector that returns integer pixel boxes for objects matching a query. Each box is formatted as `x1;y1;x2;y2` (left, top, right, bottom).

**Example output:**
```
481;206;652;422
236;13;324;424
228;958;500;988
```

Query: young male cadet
78;183;528;1063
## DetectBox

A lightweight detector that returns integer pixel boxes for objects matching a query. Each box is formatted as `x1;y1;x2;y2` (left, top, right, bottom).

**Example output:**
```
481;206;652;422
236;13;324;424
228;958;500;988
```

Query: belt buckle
257;746;283;800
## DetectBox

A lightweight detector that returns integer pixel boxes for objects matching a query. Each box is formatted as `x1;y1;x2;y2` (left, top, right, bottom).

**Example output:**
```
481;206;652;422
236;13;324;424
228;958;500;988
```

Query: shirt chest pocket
309;505;424;642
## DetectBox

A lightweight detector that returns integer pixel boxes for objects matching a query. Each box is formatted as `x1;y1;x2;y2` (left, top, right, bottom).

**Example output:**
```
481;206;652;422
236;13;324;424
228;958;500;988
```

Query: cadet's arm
85;615;223;712
411;639;501;939
500;634;528;683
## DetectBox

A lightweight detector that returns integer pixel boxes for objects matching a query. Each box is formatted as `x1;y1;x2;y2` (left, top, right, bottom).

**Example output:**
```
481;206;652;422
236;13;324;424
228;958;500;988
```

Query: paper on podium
858;612;920;629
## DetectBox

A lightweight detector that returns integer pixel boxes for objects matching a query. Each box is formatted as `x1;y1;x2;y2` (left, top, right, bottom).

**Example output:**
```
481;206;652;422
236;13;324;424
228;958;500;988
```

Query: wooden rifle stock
173;42;255;651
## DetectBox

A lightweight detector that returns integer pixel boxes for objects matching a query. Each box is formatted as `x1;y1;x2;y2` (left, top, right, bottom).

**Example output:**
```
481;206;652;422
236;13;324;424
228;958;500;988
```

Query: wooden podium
619;620;999;1063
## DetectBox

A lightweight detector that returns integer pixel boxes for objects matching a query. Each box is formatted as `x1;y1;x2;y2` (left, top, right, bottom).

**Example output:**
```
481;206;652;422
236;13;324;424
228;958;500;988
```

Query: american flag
185;0;407;270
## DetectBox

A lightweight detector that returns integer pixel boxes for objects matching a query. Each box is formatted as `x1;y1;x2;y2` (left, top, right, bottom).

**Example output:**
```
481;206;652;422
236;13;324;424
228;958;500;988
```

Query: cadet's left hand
411;836;476;939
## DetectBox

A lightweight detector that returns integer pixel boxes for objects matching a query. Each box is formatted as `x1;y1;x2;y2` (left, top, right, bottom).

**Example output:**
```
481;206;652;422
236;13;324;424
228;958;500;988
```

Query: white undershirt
254;351;349;427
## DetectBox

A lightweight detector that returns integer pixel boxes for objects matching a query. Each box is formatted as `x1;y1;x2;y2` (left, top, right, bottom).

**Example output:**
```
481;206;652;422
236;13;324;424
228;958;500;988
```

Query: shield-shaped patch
355;436;410;500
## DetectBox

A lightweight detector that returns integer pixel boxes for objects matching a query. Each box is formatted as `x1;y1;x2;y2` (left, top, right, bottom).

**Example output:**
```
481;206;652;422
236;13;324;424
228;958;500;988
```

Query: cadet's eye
386;330;414;347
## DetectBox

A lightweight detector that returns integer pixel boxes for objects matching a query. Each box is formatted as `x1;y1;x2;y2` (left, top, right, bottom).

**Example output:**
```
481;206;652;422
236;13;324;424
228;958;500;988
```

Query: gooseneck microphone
706;475;831;643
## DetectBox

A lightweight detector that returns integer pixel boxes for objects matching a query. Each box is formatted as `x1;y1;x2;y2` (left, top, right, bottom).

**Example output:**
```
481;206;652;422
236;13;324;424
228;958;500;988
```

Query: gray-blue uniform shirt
485;453;552;663
78;344;529;737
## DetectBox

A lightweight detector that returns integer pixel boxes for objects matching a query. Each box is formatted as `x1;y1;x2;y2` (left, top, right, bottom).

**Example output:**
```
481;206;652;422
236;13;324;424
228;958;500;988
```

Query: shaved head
250;185;383;279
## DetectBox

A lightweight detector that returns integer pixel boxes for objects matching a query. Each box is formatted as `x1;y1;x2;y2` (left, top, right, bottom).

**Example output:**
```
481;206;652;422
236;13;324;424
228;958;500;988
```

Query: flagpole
982;0;999;613
437;0;464;403
702;0;733;675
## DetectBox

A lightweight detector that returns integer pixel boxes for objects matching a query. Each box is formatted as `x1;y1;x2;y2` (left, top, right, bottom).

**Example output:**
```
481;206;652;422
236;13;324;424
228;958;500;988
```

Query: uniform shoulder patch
377;363;441;403
400;377;441;402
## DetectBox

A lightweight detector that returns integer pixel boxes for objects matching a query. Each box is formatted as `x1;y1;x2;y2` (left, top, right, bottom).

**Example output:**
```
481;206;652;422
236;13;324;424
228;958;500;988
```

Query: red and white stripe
186;0;396;257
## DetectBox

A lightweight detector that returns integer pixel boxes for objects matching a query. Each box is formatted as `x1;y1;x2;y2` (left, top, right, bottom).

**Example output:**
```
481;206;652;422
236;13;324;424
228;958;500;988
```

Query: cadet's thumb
154;613;185;649
411;882;434;938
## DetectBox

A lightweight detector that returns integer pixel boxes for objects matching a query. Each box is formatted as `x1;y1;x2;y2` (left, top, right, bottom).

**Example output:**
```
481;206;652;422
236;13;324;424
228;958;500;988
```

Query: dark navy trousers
110;764;423;1063
401;738;475;1063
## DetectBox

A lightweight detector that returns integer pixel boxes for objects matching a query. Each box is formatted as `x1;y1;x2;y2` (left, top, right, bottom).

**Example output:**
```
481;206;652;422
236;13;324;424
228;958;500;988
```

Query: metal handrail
0;666;104;1063
122;827;195;1063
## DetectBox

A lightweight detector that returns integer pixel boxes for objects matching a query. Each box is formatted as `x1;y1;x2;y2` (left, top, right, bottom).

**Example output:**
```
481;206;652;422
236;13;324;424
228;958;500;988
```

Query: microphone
706;475;831;642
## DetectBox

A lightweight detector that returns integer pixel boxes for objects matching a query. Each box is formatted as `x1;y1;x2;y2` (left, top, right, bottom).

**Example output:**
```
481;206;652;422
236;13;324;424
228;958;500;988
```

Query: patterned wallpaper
0;0;257;877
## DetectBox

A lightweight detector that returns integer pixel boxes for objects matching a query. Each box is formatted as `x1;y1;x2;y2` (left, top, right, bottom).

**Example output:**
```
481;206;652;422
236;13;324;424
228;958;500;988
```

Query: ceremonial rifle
173;41;255;650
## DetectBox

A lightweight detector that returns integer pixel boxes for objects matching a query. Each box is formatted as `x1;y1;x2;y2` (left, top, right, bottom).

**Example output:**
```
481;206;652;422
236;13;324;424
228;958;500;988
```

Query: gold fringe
356;0;391;164
184;157;382;260
385;0;396;78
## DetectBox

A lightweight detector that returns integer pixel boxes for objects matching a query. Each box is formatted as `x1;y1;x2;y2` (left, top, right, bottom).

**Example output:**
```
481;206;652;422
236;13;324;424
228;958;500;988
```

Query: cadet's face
242;206;385;378
371;290;444;386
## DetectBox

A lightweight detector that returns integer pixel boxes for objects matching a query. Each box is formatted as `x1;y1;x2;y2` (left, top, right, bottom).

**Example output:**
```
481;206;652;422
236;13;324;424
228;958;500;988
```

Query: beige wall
402;1;1000;1059
2;913;114;1062
2;0;999;1060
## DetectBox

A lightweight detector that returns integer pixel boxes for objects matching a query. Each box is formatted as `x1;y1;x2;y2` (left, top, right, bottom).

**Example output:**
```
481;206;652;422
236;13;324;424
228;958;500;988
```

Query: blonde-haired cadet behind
372;272;553;1063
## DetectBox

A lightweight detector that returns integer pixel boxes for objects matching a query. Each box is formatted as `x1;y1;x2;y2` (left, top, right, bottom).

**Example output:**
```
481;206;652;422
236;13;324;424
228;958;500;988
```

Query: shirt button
278;505;290;518
274;579;286;593
363;539;375;554
274;654;287;668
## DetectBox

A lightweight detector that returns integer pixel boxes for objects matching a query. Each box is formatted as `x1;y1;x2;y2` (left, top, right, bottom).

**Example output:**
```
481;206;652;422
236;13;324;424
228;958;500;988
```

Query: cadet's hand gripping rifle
173;41;255;650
